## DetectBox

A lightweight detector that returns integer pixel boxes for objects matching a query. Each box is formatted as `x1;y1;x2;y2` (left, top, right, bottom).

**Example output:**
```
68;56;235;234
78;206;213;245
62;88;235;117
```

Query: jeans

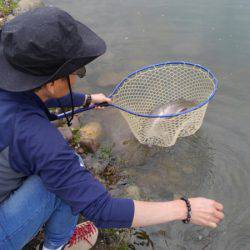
0;175;79;250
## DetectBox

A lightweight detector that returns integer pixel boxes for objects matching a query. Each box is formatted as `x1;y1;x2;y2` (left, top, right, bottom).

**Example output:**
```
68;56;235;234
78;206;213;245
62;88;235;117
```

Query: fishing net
110;62;218;147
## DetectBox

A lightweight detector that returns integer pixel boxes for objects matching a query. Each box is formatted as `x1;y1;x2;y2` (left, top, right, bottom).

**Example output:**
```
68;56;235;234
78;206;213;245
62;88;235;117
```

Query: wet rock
58;126;73;141
182;165;194;174
79;122;103;153
71;115;81;129
92;160;107;174
126;185;141;200
84;154;108;174
109;188;124;197
0;11;4;18
14;0;44;15
116;178;128;187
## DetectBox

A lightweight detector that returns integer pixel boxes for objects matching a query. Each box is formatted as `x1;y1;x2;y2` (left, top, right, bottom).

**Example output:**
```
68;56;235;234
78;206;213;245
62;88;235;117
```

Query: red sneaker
64;221;98;250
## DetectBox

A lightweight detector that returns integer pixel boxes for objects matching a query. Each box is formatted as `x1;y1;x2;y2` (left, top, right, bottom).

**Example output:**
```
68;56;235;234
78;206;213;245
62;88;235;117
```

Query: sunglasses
72;66;86;78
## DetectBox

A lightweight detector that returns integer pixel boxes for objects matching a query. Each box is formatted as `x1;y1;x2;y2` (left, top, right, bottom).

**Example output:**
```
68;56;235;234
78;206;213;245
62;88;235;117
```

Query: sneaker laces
67;222;97;248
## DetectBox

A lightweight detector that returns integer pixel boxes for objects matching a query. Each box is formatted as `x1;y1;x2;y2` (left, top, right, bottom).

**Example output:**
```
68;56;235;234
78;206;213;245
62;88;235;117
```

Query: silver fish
150;98;197;116
145;98;198;138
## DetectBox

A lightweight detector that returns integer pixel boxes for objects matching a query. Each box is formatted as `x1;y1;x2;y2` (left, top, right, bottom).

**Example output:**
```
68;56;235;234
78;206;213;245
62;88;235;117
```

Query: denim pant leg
0;175;78;250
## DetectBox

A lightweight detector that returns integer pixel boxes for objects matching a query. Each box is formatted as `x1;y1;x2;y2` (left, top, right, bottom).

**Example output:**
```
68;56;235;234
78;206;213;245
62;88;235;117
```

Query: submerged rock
79;122;103;153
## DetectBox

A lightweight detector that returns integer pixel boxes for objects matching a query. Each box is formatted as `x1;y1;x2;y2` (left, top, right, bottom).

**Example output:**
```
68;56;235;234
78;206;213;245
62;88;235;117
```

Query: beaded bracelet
181;197;192;224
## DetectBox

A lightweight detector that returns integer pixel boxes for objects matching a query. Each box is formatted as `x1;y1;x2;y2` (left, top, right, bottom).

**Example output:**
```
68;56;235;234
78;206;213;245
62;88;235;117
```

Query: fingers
214;202;223;211
198;219;217;228
189;198;224;229
214;210;224;220
91;93;112;104
105;97;112;103
202;212;223;225
207;204;224;225
94;106;104;110
208;222;217;228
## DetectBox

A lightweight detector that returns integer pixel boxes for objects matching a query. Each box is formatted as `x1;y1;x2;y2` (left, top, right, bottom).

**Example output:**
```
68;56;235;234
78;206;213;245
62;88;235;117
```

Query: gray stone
126;185;141;200
92;160;106;174
116;178;128;186
14;0;44;15
58;126;73;141
109;188;124;197
83;155;107;174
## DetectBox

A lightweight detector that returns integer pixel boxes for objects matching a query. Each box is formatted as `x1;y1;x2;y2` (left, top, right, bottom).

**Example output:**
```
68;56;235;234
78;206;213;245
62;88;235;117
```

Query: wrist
90;94;94;104
172;199;188;221
180;197;192;223
83;94;92;107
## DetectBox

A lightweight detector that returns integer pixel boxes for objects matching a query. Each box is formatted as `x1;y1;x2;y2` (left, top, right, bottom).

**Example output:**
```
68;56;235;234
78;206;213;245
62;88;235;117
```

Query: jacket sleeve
10;111;134;228
45;92;86;108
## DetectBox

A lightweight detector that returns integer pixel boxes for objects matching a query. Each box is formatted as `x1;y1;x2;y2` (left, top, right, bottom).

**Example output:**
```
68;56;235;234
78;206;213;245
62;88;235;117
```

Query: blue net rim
108;61;218;118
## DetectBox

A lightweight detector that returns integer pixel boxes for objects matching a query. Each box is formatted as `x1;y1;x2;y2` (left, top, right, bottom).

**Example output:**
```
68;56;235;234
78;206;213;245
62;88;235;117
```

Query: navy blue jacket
0;89;134;228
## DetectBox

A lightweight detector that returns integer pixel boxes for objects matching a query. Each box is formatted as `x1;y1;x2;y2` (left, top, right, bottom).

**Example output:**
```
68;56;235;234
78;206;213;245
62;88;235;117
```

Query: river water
44;1;250;249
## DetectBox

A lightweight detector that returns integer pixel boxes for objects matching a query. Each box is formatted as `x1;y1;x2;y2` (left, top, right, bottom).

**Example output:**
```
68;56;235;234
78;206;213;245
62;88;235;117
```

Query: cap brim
0;21;106;92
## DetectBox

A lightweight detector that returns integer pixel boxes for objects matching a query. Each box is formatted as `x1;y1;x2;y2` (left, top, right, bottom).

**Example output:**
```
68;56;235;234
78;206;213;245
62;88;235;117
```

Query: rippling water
44;1;250;249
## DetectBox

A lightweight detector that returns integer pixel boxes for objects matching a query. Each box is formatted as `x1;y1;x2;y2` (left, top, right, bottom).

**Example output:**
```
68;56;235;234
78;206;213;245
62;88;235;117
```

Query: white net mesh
111;63;216;147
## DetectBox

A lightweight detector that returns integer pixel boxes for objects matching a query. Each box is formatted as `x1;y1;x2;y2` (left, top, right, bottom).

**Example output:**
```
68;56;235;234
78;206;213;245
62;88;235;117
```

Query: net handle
56;102;111;120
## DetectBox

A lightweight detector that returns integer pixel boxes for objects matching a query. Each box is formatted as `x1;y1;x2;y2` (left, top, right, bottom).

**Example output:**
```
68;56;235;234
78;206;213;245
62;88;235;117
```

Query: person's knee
16;175;58;210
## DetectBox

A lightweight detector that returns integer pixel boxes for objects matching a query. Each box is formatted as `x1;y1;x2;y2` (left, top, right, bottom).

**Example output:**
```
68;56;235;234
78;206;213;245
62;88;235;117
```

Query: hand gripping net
110;62;218;147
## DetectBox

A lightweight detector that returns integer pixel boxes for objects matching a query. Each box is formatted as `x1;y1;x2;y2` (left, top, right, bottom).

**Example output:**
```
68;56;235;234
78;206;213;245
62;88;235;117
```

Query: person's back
0;90;29;203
